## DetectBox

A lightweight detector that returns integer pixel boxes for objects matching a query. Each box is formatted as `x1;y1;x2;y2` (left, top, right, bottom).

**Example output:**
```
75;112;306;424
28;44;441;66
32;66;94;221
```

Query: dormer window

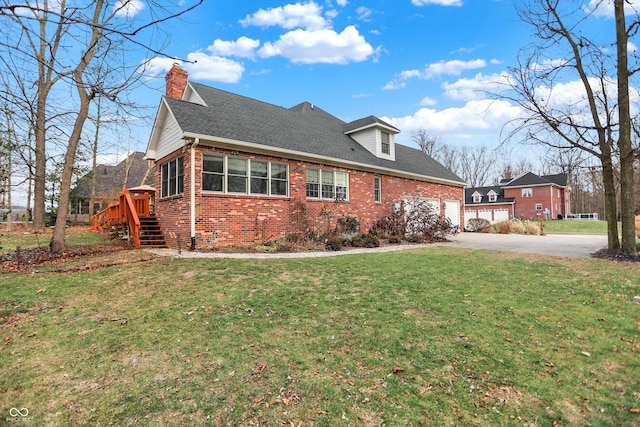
472;191;482;203
488;190;497;202
381;132;390;154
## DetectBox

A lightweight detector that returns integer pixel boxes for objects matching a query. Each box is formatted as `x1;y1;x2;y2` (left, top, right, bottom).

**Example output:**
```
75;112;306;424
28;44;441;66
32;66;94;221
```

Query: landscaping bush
350;234;363;247
324;237;343;251
361;234;379;248
404;199;459;242
510;220;526;234
388;235;402;244
369;213;404;237
497;221;512;234
465;218;491;232
525;221;541;235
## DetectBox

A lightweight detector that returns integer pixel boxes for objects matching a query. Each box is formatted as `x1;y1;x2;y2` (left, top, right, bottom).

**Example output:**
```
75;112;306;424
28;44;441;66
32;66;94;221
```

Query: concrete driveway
449;232;607;258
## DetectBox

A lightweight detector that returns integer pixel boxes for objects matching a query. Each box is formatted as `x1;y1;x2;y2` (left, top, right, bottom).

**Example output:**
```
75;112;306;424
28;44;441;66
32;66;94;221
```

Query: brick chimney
165;63;188;99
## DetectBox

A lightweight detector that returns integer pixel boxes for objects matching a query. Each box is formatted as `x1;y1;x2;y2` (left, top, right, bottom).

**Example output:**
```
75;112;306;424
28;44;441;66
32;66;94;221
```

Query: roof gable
504;172;567;188
147;82;466;186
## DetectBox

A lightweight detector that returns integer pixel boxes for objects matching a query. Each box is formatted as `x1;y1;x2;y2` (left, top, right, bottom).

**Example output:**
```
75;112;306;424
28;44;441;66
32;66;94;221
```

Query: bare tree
411;128;443;157
505;0;637;254
0;0;202;252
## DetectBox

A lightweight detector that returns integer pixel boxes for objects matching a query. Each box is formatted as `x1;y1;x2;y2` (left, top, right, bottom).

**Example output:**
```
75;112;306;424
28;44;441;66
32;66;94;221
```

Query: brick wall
154;146;464;250
504;185;567;220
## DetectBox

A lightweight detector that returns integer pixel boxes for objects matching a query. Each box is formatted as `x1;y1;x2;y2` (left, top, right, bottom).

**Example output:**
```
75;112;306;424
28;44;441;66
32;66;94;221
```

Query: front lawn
1;246;638;426
542;219;610;234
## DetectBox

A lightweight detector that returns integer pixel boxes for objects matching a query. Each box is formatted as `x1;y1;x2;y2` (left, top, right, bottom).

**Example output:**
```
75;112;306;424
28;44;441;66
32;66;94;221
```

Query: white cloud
382;81;406;90
336;0;348;6
207;37;260;59
139;57;180;80
418;96;437;106
583;0;640;18
258;25;376;64
443;72;512;101
411;0;463;6
240;1;329;31
114;0;144;17
141;55;245;84
423;59;487;78
184;53;245;83
384;59;488;90
356;6;373;21
383;99;521;142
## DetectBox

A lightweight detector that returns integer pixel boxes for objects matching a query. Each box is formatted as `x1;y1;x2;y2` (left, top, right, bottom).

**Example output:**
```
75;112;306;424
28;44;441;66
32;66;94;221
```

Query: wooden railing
91;189;152;248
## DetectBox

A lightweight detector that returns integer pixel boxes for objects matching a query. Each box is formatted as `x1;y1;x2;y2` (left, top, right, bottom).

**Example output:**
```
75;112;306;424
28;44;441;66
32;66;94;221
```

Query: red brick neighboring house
464;172;571;227
144;65;467;249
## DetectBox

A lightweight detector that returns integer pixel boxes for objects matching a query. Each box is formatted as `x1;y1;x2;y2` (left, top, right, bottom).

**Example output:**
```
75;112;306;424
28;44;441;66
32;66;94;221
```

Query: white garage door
493;208;509;222
444;200;460;228
478;209;493;221
464;210;477;227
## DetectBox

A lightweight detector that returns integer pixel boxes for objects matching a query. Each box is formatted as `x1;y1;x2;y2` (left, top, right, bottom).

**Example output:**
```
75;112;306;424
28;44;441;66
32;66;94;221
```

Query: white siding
349;128;377;156
156;114;185;161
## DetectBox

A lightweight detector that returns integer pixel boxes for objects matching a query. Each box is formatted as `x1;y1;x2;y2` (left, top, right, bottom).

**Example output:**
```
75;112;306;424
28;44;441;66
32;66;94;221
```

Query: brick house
144;65;466;249
464;172;571;226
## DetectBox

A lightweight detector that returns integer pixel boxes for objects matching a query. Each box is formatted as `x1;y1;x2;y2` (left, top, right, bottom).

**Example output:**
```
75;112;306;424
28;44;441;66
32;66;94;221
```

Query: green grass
1;243;639;426
0;226;107;252
542;219;611;234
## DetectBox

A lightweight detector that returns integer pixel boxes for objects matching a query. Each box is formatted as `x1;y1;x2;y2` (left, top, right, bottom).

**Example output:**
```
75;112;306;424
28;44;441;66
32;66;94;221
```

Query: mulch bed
0;243;152;273
592;248;640;263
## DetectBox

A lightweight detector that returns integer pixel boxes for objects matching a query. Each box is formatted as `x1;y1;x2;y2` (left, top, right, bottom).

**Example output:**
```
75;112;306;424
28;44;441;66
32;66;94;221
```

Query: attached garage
444;200;461;228
493;208;509;222
478;209;493;222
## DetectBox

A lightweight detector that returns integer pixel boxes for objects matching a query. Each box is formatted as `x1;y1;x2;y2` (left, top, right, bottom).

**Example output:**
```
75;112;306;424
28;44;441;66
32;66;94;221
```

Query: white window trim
202;154;289;197
374;176;381;203
306;168;350;201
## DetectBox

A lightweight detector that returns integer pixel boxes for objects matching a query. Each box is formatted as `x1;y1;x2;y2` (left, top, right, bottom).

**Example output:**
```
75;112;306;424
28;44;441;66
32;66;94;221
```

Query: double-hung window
307;168;349;201
374;176;381;203
381;132;390;155
161;156;184;198
202;154;288;196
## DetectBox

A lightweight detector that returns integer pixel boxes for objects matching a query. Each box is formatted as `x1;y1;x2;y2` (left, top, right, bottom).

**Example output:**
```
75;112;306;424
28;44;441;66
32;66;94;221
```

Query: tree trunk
615;0;637;255
50;0;103;254
601;156;620;251
32;94;47;230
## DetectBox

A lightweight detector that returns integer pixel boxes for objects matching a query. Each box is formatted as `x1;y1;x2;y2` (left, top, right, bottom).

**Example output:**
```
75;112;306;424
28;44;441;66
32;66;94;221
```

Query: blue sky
124;0;623;159
140;0;529;151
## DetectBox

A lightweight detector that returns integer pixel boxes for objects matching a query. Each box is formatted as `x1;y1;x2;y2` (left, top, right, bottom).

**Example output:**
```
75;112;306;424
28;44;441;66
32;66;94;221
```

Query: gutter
190;137;199;251
181;132;468;188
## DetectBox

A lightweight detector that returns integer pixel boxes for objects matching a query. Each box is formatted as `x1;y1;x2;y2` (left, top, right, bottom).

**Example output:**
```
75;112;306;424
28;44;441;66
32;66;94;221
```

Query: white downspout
190;137;200;251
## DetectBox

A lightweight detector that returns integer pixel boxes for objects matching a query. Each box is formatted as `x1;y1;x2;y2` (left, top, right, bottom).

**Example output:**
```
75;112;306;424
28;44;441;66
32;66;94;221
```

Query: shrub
388;236;402;244
369;213;404;237
337;216;360;235
465;218;491;233
497;221;512;234
525;221;541;235
510;220;526;234
405;234;425;243
362;234;380;248
351;234;364;247
325;237;343;251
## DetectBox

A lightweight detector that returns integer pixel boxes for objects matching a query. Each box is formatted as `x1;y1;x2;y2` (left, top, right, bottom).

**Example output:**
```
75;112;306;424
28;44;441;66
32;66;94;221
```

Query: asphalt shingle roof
464;185;515;205
164;83;465;185
504;172;567;187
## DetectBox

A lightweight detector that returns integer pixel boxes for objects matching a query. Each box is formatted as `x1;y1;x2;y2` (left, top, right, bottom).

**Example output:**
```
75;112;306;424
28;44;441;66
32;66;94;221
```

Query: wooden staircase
92;189;167;249
138;215;167;248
